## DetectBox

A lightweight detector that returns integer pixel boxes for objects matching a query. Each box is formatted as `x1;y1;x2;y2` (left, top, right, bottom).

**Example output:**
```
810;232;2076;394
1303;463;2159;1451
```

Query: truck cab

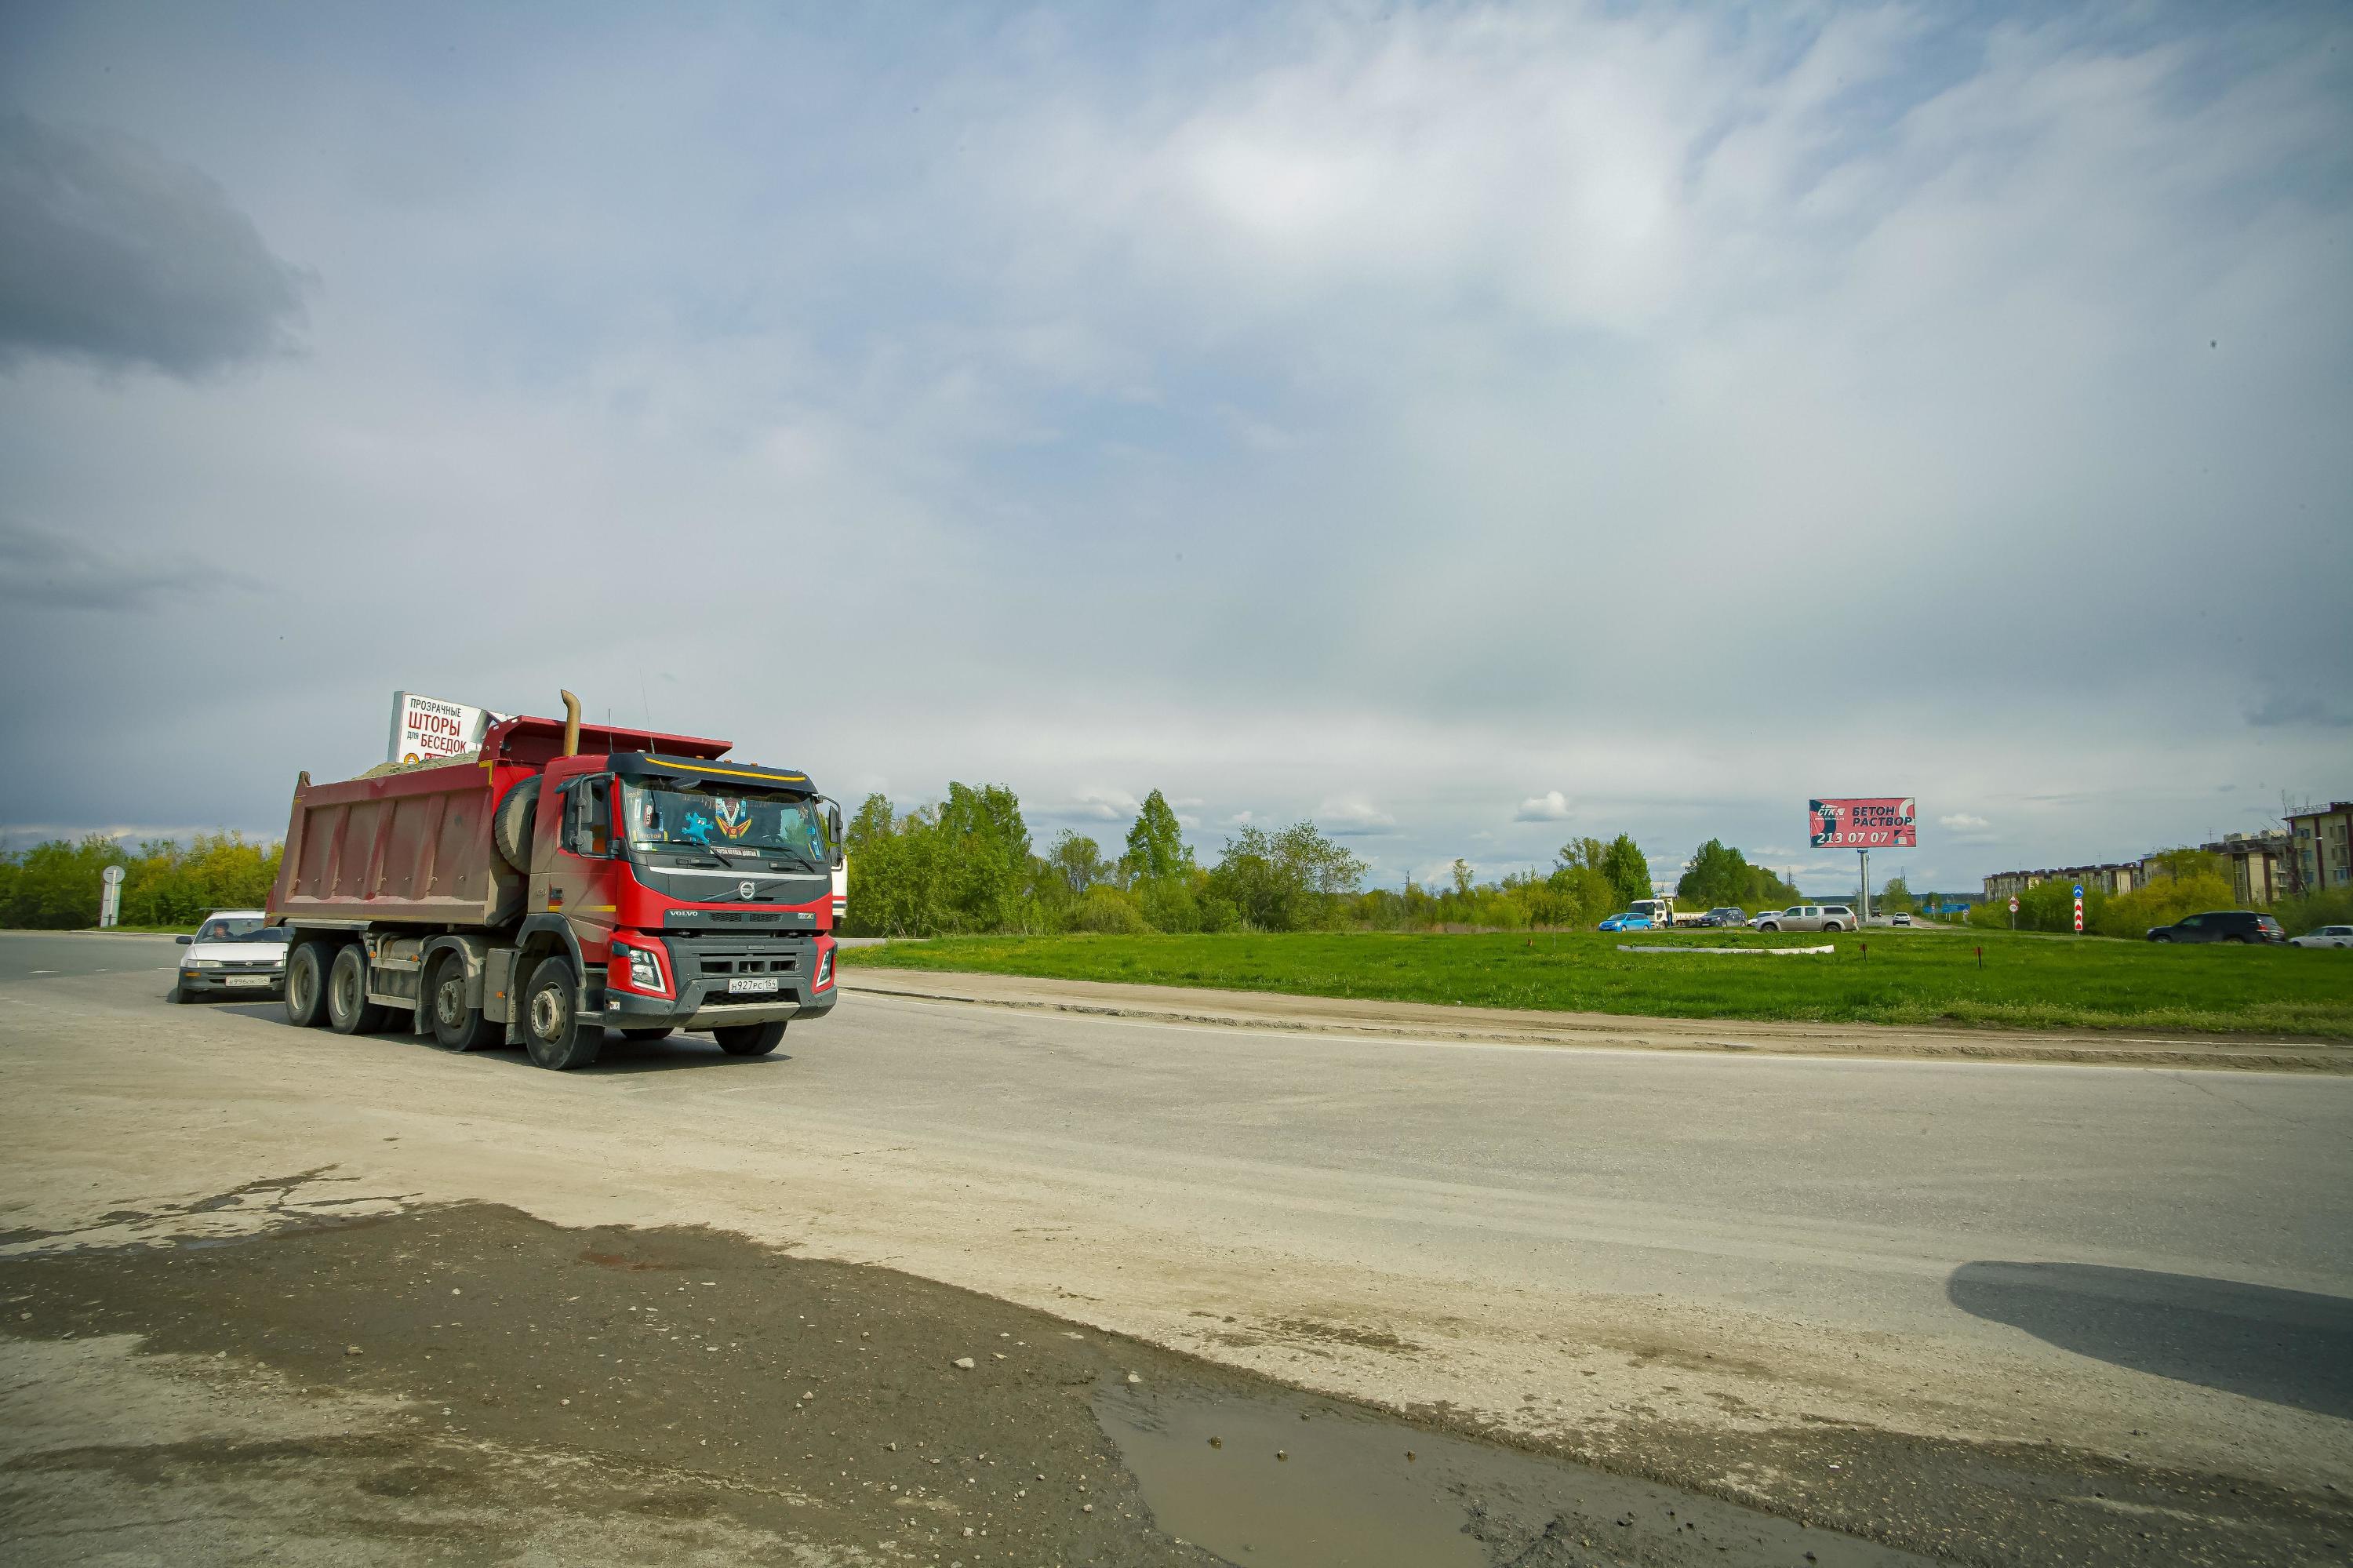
532;751;840;1044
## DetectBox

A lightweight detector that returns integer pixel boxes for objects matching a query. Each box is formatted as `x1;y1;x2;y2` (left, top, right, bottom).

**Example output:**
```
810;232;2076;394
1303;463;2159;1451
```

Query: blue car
1598;912;1654;932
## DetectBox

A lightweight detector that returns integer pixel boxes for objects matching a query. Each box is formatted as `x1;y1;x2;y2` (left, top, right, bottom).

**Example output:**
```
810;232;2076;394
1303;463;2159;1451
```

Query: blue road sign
2072;884;2084;898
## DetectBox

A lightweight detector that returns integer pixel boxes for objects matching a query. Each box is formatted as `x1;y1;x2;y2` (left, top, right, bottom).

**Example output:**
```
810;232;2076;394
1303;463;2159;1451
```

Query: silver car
1754;904;1858;933
2289;924;2353;949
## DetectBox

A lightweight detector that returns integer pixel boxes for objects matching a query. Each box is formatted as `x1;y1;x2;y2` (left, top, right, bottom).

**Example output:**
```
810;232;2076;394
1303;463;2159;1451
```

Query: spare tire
493;777;541;871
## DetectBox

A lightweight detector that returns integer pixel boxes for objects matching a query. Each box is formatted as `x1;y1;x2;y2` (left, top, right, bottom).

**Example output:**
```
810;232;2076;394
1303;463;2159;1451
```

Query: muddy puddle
1095;1376;1933;1567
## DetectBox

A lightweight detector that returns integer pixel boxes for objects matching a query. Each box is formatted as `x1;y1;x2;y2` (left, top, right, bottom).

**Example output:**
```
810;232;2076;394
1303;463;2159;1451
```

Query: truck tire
1758;922;1780;933
522;957;602;1071
285;940;333;1028
714;1020;785;1057
425;951;498;1052
326;944;389;1035
493;777;541;872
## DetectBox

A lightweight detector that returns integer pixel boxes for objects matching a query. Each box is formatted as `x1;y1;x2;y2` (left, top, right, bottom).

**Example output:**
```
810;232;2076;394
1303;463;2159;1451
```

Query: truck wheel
426;952;498;1052
285;940;332;1027
522;957;602;1071
493;777;541;871
326;944;388;1035
714;1020;785;1057
1758;922;1780;933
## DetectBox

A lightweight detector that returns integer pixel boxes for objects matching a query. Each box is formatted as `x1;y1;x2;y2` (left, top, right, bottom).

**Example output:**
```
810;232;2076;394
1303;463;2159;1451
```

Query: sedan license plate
226;975;274;988
726;976;779;996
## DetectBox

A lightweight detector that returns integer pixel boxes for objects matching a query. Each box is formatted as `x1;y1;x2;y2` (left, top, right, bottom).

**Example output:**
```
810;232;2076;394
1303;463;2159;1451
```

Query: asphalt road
5;931;2351;1564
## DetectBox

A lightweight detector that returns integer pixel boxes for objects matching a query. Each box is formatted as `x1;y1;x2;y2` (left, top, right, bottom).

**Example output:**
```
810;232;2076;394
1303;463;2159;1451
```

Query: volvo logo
738;880;757;900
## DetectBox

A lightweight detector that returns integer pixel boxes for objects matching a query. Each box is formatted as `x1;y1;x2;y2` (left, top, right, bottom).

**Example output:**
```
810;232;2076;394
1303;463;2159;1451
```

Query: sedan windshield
195;918;285;943
622;781;827;868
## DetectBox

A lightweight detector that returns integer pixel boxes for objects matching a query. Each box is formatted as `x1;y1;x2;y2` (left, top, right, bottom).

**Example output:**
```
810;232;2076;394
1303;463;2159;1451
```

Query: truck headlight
616;943;664;991
815;947;835;988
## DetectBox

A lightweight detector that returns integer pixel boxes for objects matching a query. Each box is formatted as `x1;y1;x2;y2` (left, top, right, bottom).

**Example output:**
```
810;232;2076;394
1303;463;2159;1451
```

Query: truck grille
688;949;798;977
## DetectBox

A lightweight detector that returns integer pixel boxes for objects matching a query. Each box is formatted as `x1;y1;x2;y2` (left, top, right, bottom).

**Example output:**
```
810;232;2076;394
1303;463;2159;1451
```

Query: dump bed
268;758;518;930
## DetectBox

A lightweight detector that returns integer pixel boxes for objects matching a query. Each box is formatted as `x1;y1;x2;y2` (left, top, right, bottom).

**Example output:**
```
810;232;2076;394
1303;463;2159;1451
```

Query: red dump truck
267;693;842;1069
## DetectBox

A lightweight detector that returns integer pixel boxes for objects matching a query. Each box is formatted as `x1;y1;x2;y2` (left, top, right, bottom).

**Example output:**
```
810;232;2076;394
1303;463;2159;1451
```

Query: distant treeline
0;834;282;930
841;785;1806;937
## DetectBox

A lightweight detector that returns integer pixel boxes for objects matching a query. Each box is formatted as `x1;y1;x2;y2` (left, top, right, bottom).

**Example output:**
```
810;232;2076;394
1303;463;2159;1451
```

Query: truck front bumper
602;977;838;1031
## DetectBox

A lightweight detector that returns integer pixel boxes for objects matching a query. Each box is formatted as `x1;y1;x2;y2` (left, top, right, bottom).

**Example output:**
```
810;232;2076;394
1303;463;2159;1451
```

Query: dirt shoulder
841;967;2353;1072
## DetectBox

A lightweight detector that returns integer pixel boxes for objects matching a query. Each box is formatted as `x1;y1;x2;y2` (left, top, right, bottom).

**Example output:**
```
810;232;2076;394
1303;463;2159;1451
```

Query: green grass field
842;928;2353;1038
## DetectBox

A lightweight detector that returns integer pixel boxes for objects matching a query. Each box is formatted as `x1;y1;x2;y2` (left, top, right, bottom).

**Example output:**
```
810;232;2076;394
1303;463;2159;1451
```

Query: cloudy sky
2;2;2347;894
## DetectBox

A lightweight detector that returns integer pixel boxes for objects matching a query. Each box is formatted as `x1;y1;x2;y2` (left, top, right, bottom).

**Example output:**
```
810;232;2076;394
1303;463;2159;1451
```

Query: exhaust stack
560;690;580;757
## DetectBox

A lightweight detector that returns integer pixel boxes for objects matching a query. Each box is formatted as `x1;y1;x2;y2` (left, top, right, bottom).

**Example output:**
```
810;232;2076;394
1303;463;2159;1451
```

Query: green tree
1045;831;1110;897
1878;876;1917;916
1676;839;1752;908
1599;834;1651;908
1206;820;1366;931
0;835;133;928
934;782;1030;933
1122;790;1192;882
1450;857;1475;897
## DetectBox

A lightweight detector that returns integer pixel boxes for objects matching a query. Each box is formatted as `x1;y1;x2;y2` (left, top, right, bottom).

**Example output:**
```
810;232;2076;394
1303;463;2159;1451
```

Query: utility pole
1857;849;1871;924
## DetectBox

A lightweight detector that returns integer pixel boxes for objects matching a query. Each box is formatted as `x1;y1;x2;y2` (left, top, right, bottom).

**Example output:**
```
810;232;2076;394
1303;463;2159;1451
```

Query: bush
1070;886;1151;934
2277;888;2353;935
2093;874;2239;938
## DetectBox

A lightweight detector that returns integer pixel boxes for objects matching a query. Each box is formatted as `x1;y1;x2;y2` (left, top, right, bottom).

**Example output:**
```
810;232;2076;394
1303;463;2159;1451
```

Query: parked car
2288;924;2353;949
1753;904;1858;933
1598;912;1655;933
1697;907;1747;928
172;910;290;1002
2144;911;2286;944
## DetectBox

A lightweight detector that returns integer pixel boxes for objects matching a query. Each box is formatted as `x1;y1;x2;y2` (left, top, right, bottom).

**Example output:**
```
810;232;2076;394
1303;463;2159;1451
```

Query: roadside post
2072;884;2085;934
98;864;124;929
2009;894;2018;930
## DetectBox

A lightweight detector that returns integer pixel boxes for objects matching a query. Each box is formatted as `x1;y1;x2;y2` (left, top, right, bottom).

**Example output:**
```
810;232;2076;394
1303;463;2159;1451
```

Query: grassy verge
841;928;2353;1038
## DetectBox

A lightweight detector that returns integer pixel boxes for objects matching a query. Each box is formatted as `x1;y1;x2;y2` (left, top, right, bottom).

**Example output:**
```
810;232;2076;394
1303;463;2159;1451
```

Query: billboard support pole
1858;849;1871;924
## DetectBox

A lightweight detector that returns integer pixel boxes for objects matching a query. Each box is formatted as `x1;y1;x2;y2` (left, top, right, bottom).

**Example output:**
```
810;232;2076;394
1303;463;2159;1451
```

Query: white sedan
2289;924;2353;949
173;909;290;1000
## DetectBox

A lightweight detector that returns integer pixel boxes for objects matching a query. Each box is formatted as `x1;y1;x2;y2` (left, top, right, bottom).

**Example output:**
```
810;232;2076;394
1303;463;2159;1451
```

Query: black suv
2145;911;2286;944
1697;907;1747;927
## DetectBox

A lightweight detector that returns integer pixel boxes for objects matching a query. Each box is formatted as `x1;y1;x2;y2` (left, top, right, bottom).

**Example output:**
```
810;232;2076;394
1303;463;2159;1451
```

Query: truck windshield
621;781;827;869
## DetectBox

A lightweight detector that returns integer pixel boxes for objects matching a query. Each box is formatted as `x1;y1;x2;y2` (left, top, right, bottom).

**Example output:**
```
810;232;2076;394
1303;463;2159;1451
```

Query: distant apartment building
2198;831;2293;908
2288;802;2353;894
1982;863;2141;902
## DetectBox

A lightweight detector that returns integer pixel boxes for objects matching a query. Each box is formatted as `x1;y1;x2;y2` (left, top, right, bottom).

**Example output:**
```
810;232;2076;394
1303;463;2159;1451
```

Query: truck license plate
227;975;274;988
727;976;779;995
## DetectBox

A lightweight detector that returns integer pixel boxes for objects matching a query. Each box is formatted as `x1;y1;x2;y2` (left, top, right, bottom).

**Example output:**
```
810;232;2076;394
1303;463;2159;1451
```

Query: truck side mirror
825;799;845;869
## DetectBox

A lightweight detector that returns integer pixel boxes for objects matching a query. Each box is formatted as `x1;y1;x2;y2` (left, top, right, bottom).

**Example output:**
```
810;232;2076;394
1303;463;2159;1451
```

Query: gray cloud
2246;687;2353;729
0;112;305;375
0;517;259;612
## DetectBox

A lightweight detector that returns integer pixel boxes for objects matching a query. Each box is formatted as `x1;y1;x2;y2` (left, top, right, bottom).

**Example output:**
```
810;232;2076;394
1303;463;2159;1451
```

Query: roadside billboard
1809;797;1917;849
387;691;504;766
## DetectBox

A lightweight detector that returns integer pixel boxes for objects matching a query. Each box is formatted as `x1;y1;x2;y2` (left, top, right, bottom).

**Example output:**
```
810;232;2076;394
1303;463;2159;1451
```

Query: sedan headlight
187;959;224;970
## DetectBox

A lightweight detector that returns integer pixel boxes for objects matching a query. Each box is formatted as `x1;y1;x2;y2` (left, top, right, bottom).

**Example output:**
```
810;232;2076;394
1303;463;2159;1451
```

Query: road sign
100;866;125;885
97;864;123;929
2072;884;2084;898
2008;896;2019;912
2072;886;2085;933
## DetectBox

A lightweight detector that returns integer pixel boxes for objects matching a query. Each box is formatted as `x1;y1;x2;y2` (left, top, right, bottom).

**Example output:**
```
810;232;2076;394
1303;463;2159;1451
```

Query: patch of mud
1096;1377;1928;1567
